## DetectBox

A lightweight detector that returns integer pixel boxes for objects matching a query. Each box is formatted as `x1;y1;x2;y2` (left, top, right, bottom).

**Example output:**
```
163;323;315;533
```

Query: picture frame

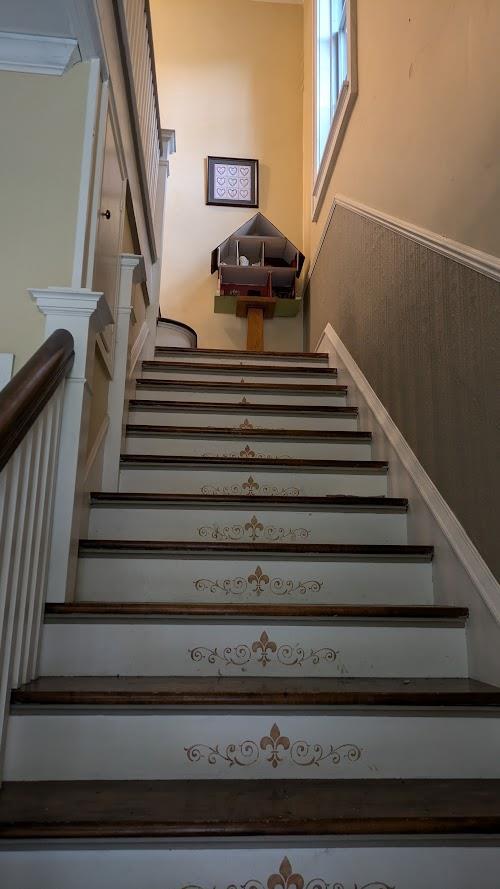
206;156;259;208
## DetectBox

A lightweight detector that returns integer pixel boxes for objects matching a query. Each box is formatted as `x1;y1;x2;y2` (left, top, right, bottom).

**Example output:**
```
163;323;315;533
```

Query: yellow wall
151;0;304;351
0;62;91;370
303;0;500;264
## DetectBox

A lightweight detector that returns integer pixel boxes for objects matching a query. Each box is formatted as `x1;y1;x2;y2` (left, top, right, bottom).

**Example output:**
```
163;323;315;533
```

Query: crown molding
0;31;80;75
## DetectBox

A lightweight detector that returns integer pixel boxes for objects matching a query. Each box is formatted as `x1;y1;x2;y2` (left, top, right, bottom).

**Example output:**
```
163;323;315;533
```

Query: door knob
100;209;111;220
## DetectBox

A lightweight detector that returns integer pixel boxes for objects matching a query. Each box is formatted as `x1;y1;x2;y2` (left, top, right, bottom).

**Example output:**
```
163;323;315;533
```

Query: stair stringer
317;322;500;685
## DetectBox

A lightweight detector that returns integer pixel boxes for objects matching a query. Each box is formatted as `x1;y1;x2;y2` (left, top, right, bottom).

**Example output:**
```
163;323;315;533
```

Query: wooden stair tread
143;360;338;376
78;541;433;559
154;346;329;359
119;454;387;471
89;493;407;511
45;602;469;622
2;779;500;838
125;424;371;440
129;399;358;415
12;677;498;708
137;378;348;394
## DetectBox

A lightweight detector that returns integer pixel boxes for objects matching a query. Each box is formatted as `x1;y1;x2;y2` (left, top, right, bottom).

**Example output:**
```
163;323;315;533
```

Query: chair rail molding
317;322;500;682
31;287;113;603
0;31;81;75
309;196;500;285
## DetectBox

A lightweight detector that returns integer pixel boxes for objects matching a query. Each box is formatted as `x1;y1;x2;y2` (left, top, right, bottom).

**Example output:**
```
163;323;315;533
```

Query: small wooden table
236;296;277;351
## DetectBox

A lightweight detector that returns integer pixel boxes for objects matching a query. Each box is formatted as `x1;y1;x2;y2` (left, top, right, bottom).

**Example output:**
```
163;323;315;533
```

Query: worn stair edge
154;346;329;359
2;779;500;839
89;493;407;512
136;378;348;395
10;677;500;708
0;779;500;840
78;541;433;560
45;602;469;624
143;360;338;376
125;425;372;441
128;400;359;416
119;455;388;472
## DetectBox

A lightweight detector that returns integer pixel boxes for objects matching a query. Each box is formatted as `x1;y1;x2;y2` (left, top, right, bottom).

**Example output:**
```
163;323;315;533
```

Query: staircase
2;342;500;887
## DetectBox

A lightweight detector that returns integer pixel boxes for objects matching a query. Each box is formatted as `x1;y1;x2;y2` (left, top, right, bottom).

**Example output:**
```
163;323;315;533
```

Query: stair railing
0;329;74;770
114;0;162;259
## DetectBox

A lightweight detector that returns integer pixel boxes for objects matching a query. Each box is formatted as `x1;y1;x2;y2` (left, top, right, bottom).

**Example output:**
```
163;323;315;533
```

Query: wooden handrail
0;329;74;472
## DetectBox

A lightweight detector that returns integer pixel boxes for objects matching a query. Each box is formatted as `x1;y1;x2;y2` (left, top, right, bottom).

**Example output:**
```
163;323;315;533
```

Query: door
92;110;125;363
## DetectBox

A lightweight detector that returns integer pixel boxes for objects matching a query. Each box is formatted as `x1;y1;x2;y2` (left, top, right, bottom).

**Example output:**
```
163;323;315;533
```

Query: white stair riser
155;353;330;367
124;434;372;460
87;506;407;545
40;622;467;677
1;846;500;889
5;712;500;780
128;408;359;431
137;387;347;407
118;467;388;496
76;556;432;604
142;368;338;385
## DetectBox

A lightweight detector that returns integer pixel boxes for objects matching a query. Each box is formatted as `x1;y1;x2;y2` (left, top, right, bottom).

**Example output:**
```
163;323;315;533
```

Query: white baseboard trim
0;32;81;75
128;321;149;377
308;195;500;284
319;321;500;627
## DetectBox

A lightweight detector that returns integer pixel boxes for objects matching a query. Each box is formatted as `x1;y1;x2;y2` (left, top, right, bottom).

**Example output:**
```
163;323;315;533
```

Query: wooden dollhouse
211;213;305;350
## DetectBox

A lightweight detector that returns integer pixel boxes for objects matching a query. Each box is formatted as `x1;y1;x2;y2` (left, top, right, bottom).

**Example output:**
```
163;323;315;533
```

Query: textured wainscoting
305;205;500;580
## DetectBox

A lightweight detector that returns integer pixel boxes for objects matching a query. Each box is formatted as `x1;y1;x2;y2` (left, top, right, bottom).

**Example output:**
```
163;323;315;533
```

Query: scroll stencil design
194;566;322;598
201;476;300;496
197;515;310;543
185;723;362;771
190;631;342;672
180;855;394;889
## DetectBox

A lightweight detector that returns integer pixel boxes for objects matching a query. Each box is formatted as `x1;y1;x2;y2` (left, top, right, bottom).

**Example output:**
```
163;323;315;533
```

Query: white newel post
30;287;113;602
102;254;146;490
142;129;176;360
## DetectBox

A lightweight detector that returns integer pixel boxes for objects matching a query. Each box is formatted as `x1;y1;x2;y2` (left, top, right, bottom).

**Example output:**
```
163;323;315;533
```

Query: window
313;0;357;220
316;0;348;169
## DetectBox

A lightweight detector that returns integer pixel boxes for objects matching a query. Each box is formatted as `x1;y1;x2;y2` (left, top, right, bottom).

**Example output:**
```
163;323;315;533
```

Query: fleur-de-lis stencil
179;856;395;889
240;444;257;458
251;630;277;666
268;857;304;889
242;475;259;494
248;564;270;592
260;722;291;768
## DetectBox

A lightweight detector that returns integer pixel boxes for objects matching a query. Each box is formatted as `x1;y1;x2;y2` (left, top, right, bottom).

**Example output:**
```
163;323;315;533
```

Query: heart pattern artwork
211;162;254;202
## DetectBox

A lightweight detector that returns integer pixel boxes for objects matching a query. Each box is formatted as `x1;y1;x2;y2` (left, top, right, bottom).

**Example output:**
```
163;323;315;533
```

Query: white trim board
0;353;14;389
84;414;109;484
308;195;500;285
312;1;358;222
0;31;80;75
128;320;149;378
317;322;500;683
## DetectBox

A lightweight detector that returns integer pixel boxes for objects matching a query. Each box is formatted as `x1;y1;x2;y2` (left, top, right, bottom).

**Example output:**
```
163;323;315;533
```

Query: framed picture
207;156;259;208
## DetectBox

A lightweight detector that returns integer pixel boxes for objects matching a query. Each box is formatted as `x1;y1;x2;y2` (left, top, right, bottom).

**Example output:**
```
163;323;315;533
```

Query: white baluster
27;387;64;679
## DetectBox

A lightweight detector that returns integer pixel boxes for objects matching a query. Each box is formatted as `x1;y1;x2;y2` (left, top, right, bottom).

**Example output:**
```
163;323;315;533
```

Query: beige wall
303;0;500;264
151;0;304;352
0;62;91;370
